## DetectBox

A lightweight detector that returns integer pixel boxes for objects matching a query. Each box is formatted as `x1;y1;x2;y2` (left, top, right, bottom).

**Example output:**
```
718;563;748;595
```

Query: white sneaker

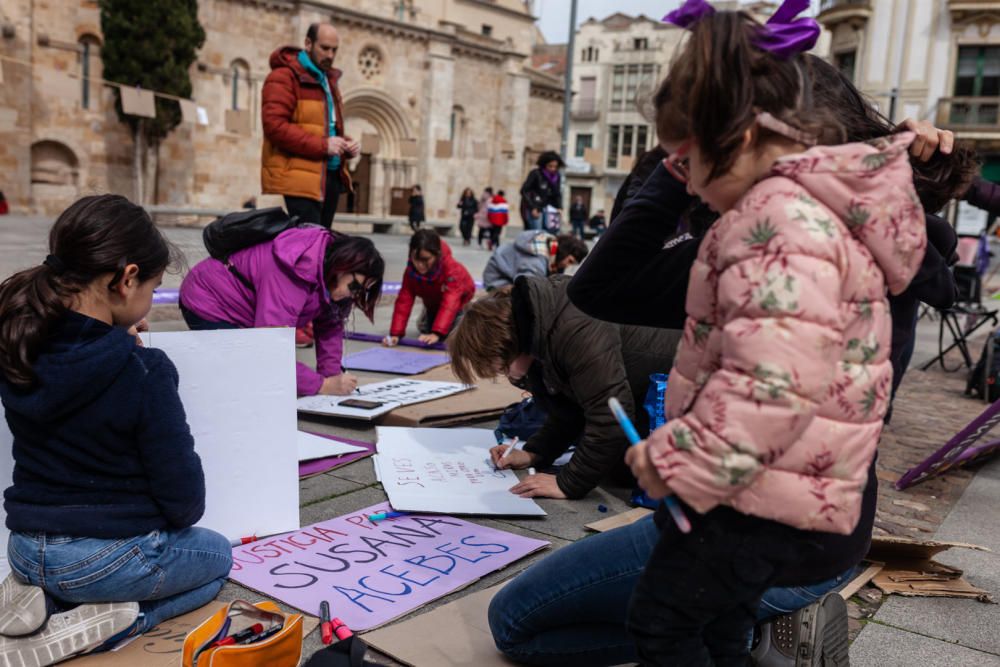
0;575;47;637
0;601;139;667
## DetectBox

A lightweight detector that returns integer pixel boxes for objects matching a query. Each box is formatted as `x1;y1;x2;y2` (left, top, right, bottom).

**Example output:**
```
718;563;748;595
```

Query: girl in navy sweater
0;195;231;664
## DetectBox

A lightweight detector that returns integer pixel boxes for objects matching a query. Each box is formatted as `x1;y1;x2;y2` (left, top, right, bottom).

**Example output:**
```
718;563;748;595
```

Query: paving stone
850;622;1000;667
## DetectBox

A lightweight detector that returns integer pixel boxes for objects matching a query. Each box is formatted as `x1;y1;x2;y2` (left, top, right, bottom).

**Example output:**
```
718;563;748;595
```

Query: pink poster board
228;503;549;631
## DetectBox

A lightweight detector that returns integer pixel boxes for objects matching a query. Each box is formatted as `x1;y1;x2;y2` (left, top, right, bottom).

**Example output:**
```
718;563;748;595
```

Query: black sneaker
751;592;850;666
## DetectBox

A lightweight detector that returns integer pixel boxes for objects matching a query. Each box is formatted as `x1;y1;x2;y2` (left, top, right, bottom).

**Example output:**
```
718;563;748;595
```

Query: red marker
320;601;333;645
210;623;264;648
230;535;258;547
331;617;353;641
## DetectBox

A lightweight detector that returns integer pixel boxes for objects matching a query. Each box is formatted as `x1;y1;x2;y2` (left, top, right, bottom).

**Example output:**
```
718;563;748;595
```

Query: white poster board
138;328;300;540
296;379;471;421
955;200;990;236
297;431;367;462
373;427;546;516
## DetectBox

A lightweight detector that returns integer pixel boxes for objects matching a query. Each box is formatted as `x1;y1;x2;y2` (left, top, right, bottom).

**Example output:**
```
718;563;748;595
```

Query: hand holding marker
497;436;521;470
608;397;691;534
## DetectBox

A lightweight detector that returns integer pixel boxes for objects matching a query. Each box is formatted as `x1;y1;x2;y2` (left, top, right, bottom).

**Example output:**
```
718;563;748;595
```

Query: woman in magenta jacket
180;227;383;396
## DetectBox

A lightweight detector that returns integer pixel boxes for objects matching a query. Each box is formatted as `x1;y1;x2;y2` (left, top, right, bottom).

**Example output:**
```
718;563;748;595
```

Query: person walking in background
408;185;425;231
520;151;564;230
261;22;359;229
487;190;510;250
475;186;494;247
457;187;478;246
569;196;588;240
385;229;475;347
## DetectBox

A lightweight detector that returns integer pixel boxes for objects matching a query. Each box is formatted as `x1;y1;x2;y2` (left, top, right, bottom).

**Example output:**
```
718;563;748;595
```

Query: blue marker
608;397;692;534
368;511;408;523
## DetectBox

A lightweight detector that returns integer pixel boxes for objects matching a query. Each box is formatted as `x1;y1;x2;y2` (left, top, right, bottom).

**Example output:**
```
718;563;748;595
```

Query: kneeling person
449;275;680;499
483;231;589;292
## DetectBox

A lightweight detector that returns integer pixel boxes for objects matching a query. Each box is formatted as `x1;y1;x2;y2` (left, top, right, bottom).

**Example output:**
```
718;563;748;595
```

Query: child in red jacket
384;229;476;346
486;190;510;250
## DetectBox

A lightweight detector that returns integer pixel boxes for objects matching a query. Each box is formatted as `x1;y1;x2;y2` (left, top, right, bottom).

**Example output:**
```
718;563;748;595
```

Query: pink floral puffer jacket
648;133;927;535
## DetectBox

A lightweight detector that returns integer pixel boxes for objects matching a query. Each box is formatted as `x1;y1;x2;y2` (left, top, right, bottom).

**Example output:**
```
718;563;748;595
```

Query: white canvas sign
296;379;470;421
373;427;546;517
297;431;367;462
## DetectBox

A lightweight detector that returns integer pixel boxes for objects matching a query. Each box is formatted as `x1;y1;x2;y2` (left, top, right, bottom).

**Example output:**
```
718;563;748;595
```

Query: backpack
966;328;1000;403
201;207;314;291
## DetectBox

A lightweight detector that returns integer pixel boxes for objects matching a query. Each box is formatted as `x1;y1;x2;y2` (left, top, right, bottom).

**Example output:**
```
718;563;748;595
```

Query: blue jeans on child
487;514;854;666
8;527;233;633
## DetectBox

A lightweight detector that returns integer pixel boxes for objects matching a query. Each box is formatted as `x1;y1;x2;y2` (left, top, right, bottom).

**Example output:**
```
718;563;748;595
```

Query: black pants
478;226;491;246
459;215;475;242
627;506;823;667
284;170;342;229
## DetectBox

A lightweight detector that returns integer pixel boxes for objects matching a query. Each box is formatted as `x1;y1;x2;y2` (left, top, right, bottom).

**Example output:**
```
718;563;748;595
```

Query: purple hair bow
663;0;819;59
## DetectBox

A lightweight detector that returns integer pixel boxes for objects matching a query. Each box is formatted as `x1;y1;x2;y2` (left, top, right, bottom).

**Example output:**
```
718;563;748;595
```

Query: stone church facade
0;0;564;218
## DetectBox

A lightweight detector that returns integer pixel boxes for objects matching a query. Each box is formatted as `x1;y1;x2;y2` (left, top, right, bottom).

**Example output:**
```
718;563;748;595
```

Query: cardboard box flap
380;365;522;427
585;507;652;532
868;536;991;562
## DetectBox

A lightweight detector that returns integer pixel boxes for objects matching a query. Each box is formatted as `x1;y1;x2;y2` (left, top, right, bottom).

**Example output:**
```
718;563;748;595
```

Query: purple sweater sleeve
313;301;348;379
964;177;1000;215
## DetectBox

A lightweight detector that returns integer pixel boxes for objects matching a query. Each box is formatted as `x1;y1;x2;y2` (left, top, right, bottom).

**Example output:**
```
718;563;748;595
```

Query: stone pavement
2;214;999;664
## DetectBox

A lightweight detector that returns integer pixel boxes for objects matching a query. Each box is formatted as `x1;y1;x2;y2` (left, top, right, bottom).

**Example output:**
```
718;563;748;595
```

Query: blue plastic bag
631;373;669;510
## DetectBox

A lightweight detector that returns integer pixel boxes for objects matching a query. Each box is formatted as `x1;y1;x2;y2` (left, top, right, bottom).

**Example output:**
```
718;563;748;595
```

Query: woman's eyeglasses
663;140;691;185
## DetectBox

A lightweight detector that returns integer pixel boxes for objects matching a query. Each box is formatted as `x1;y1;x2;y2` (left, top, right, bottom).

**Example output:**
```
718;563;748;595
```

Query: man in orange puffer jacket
261;23;358;229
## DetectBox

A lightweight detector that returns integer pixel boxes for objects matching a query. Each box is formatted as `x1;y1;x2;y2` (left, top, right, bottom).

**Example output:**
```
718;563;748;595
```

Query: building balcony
936;97;1000;135
817;0;872;28
572;100;600;121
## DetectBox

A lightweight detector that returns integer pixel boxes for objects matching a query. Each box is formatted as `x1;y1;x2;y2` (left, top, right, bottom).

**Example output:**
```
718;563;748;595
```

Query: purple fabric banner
228;502;549;630
897;398;1000;489
345;332;447;351
343;347;449;375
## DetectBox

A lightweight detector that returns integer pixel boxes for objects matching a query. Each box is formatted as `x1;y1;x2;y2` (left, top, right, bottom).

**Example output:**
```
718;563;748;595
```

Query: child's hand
383;336;399;347
509;472;566;499
127;319;149;347
900;118;954;162
625;441;672;500
418;333;440;346
490;444;537;470
320;373;358;395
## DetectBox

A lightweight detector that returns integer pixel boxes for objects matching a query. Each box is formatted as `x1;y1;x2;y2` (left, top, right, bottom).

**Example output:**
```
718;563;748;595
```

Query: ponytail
0;195;177;386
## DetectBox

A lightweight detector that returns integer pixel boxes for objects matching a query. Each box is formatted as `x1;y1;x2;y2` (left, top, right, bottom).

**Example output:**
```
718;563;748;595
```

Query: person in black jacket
487;55;975;667
457;187;479;246
568;196;588;239
519;151;564;230
449;275;681;500
408;184;425;231
0;195;232;661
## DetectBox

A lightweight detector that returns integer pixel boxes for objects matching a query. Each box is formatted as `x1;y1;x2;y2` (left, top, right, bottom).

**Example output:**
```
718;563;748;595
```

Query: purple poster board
343;347;449;375
897;397;1000;489
228;502;549;630
346;332;447;351
298;433;374;478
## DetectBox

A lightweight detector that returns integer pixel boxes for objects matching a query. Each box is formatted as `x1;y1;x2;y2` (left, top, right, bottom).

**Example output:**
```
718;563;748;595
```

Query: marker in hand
608;397;691;534
496;437;522;470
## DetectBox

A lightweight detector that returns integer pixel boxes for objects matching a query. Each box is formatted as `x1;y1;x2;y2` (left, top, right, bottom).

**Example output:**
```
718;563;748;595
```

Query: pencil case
182;599;303;667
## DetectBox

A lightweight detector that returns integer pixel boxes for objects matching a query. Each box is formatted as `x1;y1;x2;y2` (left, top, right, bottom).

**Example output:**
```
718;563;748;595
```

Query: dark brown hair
656;11;843;181
323;233;384;320
409;228;442;256
808;55;978;213
0;195;178;386
448;289;519;386
554;235;589;265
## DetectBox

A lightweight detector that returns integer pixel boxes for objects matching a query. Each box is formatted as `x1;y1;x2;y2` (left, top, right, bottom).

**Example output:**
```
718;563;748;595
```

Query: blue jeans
571;219;586;239
8;527;233;632
488;515;853;666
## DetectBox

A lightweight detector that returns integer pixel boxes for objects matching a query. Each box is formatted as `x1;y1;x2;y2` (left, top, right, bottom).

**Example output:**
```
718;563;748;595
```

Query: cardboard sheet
585;507;653;532
381;365;524;427
298;437;375;478
363;584;517;667
400;138;419;158
374;427;545;517
227;503;549;631
178;98;199;124
139;329;300;541
343;347;450;375
225;109;252;135
298;430;368;462
867;536;993;601
297;379;470;421
67;601;317;666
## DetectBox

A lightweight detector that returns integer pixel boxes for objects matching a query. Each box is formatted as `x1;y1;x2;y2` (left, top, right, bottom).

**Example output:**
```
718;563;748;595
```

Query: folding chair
920;235;999;372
